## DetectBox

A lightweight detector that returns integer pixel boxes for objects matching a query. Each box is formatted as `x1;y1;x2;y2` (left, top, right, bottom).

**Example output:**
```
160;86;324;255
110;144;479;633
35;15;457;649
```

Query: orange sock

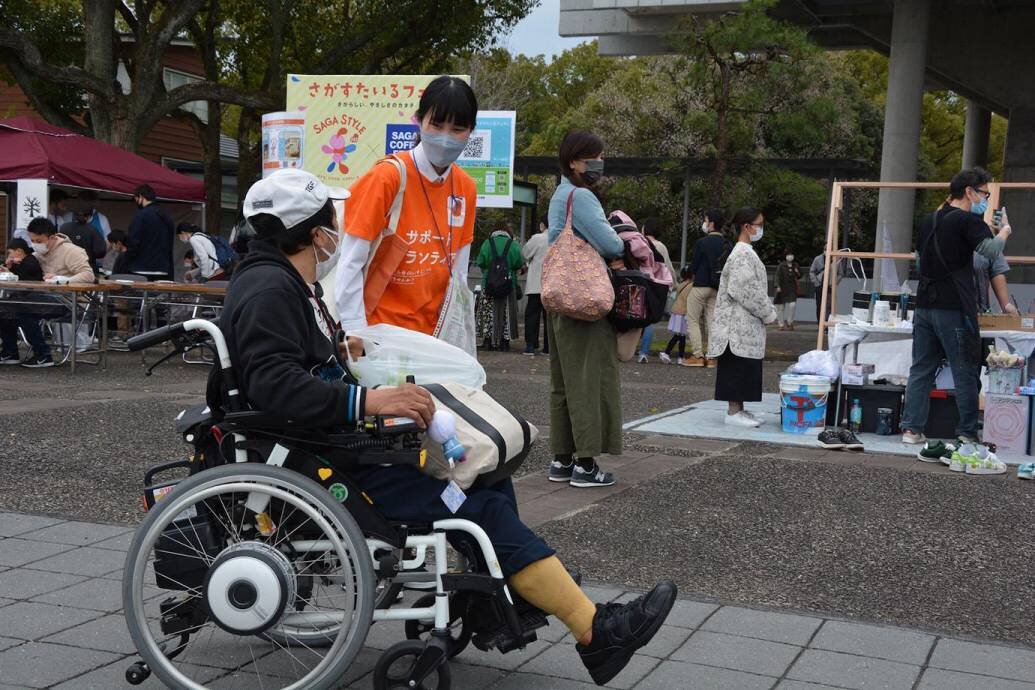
508;556;596;642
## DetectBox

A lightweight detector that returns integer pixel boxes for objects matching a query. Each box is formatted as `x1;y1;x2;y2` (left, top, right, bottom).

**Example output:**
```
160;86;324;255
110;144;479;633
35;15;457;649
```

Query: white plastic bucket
780;374;830;433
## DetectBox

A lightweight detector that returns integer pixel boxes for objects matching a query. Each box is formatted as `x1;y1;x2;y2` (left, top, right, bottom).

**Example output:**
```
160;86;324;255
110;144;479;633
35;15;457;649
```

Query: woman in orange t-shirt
336;76;477;337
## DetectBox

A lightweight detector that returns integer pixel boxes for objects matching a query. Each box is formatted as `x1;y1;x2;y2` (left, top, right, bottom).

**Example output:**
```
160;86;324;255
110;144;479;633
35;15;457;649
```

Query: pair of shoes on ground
949;443;1006;475
724;410;761;428
1017;463;1035;480
903;431;981;447
816;428;863;450
578;581;678;685
0;351;54;368
549;457;616;487
523;346;545;356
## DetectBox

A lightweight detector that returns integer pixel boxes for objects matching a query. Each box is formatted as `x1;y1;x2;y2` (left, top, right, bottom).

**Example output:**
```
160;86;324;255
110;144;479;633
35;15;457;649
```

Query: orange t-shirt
346;151;476;334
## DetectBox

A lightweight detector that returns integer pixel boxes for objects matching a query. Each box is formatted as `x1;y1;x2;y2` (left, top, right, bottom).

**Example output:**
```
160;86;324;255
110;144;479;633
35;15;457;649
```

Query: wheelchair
121;319;555;689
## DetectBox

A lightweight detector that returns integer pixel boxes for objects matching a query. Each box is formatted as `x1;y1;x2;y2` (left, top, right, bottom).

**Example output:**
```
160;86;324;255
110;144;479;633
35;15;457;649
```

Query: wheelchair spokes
123;465;374;689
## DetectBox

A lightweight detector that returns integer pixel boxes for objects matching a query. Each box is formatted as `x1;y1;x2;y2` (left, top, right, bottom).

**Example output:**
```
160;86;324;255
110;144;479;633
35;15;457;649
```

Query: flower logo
321;127;358;174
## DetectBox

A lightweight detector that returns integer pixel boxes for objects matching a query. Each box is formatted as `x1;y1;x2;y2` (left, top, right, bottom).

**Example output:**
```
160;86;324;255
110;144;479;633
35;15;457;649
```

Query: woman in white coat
708;207;778;428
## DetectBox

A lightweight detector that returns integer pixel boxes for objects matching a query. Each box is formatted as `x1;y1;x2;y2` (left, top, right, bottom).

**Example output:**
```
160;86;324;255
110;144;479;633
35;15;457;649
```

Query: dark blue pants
901;308;981;438
0;314;51;358
354;466;554;577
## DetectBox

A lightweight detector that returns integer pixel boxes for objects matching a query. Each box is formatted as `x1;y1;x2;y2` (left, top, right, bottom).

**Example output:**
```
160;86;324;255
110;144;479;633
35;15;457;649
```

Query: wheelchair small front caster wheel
405;593;471;658
125;661;151;685
373;640;451;690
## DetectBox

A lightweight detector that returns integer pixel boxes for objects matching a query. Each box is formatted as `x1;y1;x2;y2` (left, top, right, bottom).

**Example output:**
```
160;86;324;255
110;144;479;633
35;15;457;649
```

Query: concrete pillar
1003;107;1035;281
962;101;991;169
874;0;930;287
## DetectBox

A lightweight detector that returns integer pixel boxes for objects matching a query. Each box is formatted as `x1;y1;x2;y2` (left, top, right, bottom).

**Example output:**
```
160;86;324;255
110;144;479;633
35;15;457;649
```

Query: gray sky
503;0;589;60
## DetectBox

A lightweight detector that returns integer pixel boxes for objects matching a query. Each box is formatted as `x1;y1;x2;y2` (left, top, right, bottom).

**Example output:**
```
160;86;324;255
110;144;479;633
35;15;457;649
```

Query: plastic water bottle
850;398;863;433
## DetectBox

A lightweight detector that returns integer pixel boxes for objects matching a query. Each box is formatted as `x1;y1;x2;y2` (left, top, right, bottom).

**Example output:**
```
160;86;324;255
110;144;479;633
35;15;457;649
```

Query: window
163;68;208;123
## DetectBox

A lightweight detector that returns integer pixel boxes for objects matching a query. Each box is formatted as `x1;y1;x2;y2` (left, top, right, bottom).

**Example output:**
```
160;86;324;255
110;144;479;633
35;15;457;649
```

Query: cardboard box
985;394;1031;456
977;313;1035;332
842;363;875;386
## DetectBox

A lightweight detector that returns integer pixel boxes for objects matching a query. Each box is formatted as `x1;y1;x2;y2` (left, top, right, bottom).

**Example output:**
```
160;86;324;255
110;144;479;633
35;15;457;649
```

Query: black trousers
524;293;548;352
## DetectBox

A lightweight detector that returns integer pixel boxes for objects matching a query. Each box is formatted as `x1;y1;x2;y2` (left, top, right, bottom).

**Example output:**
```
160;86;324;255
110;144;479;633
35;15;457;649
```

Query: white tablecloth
829;320;1035;380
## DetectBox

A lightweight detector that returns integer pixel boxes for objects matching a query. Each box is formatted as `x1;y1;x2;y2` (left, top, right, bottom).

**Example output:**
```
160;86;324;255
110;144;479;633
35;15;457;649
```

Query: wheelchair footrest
472;606;549;653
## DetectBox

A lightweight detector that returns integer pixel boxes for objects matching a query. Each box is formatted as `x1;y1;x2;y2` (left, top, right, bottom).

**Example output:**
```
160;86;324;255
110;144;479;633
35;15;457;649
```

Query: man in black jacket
229;169;676;687
60;205;107;273
126;184;174;280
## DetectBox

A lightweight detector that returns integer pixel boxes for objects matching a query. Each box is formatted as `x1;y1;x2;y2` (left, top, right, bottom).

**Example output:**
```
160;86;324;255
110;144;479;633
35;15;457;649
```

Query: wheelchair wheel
404;593;471;657
123;464;374;690
373;640;451;690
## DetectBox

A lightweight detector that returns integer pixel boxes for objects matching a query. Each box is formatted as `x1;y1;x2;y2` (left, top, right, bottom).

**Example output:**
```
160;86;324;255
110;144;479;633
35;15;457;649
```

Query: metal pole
519;207;527;244
679;167;690;267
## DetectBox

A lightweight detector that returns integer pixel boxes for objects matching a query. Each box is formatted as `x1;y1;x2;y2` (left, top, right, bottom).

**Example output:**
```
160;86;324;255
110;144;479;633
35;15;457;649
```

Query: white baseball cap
243;169;349;232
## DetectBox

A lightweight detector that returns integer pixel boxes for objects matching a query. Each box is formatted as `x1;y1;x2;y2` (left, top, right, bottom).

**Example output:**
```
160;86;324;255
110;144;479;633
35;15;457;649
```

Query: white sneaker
637;354;648;364
901;430;926;445
724;411;761;428
966;446;1006;475
658;352;671;364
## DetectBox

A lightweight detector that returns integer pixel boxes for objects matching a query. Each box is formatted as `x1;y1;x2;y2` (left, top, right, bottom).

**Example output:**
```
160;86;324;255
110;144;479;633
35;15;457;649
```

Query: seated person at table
2;239;44;281
27;218;95;284
177;222;225;282
227;169;677;686
103;229;130;275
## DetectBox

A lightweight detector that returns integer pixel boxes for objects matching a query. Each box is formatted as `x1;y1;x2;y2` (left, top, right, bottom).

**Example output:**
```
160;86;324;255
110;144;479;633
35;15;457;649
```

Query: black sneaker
548;456;574;483
817;428;845;449
21;353;54;368
570;462;616;488
0;352;20;365
577;581;677;685
838;429;864;450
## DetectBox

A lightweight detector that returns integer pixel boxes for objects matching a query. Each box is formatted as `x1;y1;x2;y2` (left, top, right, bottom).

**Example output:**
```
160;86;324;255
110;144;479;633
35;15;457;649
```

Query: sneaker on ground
639;353;650;364
724;411;761;428
817;428;845;449
966;446;1006;475
1017;463;1035;480
917;440;954;463
0;352;20;365
680;356;706;367
837;429;864;450
523;346;536;356
657;352;670;364
570;462;616;488
957;434;980;445
704;358;717;368
548;457;575;483
901;430;926;445
21;353;54;368
949;443;978;473
577;581;677;686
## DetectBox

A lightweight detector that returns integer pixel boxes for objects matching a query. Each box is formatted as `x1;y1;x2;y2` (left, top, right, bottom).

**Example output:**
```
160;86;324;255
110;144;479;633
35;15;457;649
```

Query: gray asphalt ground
4;325;1034;651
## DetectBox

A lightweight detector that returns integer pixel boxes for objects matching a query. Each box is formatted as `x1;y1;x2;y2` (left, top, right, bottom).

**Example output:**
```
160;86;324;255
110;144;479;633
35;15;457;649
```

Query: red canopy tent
0;116;205;203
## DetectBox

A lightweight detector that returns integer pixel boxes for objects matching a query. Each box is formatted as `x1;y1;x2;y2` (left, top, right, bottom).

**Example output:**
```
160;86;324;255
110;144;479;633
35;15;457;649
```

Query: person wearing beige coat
707;207;777;428
29;226;95;284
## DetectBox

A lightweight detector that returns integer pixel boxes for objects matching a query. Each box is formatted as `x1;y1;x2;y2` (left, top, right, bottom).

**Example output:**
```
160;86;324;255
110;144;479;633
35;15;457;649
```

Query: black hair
679;264;693;281
247;200;335;255
416;76;478;131
134;184;156;201
50;189;68;203
108;229;128;245
7;238;31;254
705;208;725;230
949;167;992;200
558;130;604;187
27;217;57;236
642;216;662;240
731;207;763;234
177;222;201;235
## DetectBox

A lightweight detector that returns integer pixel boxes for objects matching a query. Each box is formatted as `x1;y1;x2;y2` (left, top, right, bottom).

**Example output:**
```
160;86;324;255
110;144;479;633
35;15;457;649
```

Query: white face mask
749;226;764;242
313;227;341;281
30;241;49;256
701;221;710;233
785;254;794;262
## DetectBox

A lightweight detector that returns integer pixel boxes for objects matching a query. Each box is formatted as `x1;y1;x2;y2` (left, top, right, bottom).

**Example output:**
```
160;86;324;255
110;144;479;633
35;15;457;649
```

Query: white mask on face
31;241;49;256
786;254;794;262
313;227;341;281
749;226;764;242
701;222;710;233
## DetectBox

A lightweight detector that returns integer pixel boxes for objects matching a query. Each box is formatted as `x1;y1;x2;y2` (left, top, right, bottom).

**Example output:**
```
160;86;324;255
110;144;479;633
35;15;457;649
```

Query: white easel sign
15;179;48;231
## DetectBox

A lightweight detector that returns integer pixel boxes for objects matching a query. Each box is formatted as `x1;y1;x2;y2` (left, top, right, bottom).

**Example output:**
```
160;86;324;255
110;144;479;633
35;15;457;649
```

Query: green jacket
475;232;524;289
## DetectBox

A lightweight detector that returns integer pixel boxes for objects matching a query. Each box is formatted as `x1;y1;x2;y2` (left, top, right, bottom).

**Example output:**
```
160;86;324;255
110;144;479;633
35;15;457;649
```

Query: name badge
448;195;466;228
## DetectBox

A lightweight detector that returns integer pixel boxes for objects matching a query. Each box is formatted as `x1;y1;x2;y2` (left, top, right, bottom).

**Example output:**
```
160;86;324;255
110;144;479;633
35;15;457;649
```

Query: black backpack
484;237;514;298
711;239;734;287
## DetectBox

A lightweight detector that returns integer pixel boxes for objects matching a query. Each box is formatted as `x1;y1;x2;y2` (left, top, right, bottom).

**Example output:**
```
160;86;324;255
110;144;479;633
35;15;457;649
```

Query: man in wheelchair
208;169;676;685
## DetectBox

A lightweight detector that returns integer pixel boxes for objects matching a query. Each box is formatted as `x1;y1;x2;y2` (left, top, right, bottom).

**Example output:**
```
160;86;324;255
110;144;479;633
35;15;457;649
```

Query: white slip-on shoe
724;411;761;428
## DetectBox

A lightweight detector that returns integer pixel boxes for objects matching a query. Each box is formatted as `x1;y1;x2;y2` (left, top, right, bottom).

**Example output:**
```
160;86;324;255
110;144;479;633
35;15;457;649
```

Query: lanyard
307;284;338;342
416;166;458;274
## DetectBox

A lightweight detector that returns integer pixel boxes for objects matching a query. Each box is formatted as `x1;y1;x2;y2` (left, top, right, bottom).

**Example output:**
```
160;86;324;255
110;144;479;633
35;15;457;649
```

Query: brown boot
680;355;706;367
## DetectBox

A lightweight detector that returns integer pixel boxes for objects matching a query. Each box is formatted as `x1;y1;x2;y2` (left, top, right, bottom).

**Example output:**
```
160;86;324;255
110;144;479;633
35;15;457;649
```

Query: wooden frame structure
816;181;1035;349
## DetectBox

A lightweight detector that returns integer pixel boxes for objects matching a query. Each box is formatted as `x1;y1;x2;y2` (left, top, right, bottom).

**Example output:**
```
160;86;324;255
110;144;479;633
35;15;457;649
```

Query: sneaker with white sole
966;446;1006;475
570;462;616;488
838;429;864;450
817;428;845;449
724;411;761;428
637;353;649;364
918;440;956;464
21;353;54;368
548;457;575;483
0;352;20;365
949;444;978;472
901;430;926;445
1017;463;1035;480
658;352;671;364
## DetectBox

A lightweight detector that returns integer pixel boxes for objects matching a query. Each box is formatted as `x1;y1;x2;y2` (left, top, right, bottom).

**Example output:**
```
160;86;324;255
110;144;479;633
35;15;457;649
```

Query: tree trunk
82;0;117;143
711;62;732;209
202;105;223;232
236;108;261;201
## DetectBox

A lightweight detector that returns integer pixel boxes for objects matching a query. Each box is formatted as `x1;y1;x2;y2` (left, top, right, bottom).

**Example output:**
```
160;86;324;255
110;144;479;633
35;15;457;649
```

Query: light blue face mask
971;197;989;216
420;129;468;169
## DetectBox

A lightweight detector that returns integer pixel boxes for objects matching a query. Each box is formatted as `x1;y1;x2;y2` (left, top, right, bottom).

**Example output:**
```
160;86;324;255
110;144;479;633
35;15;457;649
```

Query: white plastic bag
347;323;486;389
788;349;841;381
433;276;477;357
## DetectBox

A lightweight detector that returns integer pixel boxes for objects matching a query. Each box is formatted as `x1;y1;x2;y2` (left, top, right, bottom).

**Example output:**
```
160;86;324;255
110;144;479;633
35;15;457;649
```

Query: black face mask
580;159;604;186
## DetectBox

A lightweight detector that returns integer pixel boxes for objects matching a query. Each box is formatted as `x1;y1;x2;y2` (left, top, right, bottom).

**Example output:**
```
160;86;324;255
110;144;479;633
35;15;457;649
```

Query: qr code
461;130;491;162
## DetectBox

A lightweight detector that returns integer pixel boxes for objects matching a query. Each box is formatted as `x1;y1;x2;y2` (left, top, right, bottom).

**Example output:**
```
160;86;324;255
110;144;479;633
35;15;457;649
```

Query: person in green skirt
545;131;626;488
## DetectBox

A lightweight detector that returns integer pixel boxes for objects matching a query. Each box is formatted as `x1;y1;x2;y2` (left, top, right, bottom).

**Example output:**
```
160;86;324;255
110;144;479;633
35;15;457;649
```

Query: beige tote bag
540;191;615;321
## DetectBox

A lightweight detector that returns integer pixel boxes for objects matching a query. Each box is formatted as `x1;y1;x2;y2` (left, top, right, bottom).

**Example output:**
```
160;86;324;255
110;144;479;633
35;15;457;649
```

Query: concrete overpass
559;0;1035;275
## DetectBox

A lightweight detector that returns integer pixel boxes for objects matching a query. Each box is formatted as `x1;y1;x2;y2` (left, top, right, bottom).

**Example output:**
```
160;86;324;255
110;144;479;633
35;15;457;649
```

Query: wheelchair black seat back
121;319;553;690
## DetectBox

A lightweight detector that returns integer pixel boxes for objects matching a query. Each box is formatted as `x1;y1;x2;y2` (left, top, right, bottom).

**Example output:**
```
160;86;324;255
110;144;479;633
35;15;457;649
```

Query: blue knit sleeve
570;188;624;259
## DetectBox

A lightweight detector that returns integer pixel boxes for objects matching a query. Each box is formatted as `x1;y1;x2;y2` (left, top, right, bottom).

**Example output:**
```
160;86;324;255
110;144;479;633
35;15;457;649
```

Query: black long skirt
714;346;763;402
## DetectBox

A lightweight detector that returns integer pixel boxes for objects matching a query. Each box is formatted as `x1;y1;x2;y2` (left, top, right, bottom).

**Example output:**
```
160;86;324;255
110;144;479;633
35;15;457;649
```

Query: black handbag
608;269;669;332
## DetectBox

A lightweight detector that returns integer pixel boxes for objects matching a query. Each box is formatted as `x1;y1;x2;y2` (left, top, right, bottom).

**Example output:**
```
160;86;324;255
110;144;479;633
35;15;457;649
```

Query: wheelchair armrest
219;410;305;431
